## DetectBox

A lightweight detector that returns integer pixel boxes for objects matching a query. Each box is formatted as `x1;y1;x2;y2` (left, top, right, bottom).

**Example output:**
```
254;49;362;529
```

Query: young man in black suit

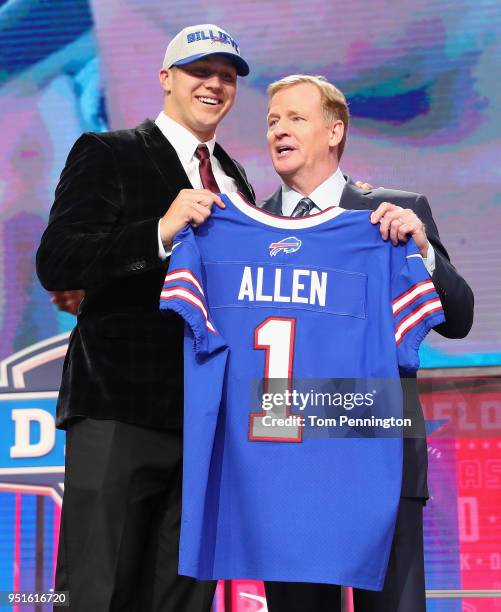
261;75;473;612
36;24;254;612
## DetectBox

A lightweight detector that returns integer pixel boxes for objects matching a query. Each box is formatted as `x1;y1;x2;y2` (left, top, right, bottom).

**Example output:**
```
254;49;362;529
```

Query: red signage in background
421;374;501;612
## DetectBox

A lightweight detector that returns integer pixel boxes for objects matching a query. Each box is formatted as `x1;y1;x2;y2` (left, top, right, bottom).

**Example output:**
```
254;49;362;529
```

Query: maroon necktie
195;145;221;193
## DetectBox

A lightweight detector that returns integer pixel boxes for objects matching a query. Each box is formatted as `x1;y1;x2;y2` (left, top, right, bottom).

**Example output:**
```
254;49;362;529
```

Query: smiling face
160;55;238;141
267;82;344;195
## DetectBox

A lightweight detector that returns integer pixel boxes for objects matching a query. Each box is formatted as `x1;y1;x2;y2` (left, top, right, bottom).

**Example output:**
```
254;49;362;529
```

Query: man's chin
190;118;220;140
273;163;299;182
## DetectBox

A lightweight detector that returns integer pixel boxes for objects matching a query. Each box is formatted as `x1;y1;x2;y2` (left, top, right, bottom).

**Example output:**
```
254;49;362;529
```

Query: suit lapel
214;143;255;204
136;120;254;203
136;119;192;198
260;187;283;215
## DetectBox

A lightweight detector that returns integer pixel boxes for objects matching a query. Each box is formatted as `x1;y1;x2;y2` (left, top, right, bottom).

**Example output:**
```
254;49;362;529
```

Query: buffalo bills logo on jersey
269;236;302;257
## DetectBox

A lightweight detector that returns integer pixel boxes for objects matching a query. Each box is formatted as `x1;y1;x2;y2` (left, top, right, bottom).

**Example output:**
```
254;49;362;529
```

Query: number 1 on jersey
249;317;302;442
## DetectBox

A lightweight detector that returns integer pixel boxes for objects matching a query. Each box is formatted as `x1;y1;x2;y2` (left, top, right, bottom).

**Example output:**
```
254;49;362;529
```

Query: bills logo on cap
163;23;249;76
269;237;302;257
187;29;240;53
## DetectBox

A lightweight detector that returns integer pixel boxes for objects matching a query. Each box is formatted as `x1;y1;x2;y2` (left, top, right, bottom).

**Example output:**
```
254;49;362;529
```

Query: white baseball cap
163;24;249;76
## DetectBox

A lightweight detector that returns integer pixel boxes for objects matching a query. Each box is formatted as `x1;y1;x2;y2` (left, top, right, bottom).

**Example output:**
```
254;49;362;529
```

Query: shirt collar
281;167;346;213
155;111;216;163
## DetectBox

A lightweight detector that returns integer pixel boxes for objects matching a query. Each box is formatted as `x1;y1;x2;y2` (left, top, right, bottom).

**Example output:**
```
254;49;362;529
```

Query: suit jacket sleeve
413;194;474;339
36;133;163;291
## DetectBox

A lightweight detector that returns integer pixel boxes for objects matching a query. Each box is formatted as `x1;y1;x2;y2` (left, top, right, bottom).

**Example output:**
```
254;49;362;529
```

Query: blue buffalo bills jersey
159;193;444;588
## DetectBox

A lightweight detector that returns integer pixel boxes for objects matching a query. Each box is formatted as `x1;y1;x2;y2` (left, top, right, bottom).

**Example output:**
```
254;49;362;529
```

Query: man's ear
159;68;173;94
328;120;344;149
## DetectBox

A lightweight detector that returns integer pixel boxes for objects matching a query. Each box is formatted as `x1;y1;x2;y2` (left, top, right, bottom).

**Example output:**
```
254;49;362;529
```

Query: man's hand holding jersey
371;201;430;258
159;188;226;249
353;183;430;258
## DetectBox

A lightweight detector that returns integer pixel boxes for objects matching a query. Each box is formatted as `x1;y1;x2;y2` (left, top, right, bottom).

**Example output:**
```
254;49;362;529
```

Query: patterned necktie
195;145;221;193
291;197;317;217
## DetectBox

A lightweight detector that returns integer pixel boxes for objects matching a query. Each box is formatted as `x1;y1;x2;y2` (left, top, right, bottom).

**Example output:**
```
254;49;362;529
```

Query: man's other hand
50;290;85;315
355;180;374;191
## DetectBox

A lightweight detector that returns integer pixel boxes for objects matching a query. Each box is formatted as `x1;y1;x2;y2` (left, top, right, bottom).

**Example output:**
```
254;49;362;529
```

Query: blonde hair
267;74;349;159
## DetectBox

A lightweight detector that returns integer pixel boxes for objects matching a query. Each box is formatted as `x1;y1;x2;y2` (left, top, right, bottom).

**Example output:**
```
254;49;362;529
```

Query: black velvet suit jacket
36;119;255;431
260;179;474;497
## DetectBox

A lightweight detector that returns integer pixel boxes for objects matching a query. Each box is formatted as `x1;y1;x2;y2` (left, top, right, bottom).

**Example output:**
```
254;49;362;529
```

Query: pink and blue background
0;0;500;610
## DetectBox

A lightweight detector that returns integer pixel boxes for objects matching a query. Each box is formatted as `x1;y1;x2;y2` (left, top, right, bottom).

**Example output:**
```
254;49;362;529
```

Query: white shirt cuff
158;220;171;260
422;242;436;276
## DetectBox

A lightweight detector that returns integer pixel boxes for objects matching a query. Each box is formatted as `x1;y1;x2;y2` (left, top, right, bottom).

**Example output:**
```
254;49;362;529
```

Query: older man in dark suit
261;75;473;612
36;24;254;612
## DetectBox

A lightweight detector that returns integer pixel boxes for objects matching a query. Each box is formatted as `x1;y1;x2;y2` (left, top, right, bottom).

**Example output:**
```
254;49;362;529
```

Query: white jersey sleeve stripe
160;287;216;333
395;298;443;344
392;280;435;315
164;269;205;296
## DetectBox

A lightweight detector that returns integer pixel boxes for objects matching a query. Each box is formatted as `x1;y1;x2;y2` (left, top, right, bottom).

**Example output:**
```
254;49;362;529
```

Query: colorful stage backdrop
0;0;500;610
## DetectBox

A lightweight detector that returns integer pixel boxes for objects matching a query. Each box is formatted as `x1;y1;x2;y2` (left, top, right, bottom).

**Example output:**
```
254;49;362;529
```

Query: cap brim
173;52;250;76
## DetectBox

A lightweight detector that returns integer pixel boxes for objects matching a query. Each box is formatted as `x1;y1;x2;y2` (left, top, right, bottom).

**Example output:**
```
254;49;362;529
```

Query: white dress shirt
281;167;435;275
281;167;347;216
154;111;238;258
